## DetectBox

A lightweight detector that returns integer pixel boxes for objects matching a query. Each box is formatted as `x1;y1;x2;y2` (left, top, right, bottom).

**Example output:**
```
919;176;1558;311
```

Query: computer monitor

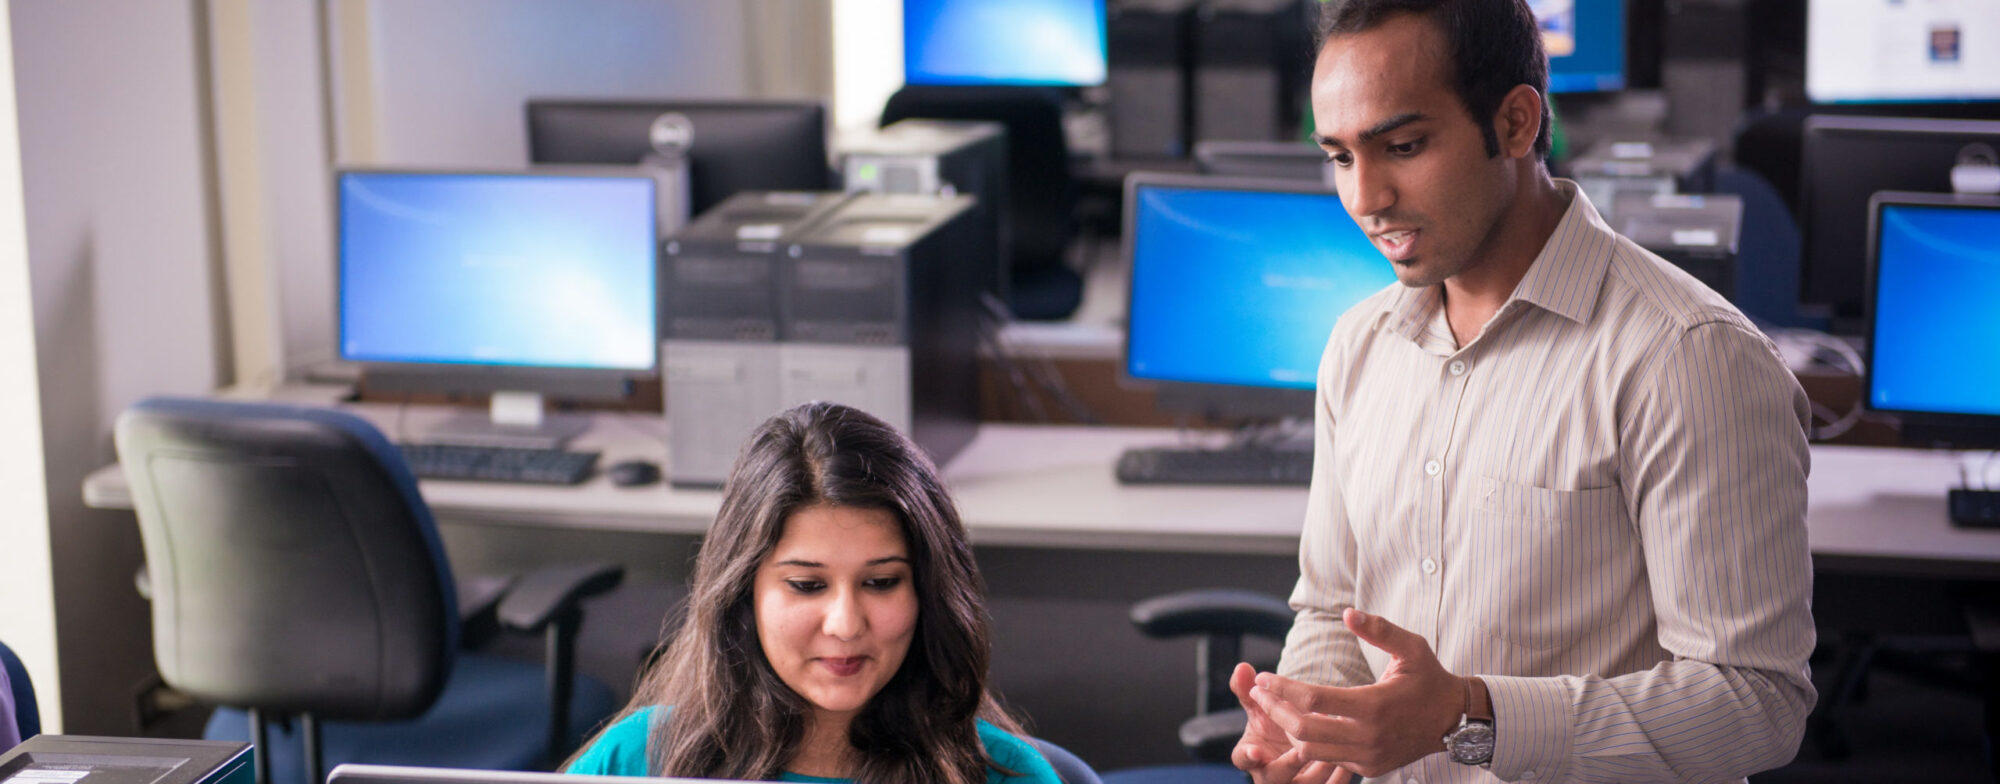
337;168;659;447
1863;191;2000;449
1533;0;1626;93
524;100;830;218
903;0;1109;87
1799;115;2000;326
1123;173;1397;420
1806;0;2000;106
326;764;775;784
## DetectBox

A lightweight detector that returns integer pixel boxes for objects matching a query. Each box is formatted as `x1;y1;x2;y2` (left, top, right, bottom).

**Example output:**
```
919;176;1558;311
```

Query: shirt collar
1377;179;1614;342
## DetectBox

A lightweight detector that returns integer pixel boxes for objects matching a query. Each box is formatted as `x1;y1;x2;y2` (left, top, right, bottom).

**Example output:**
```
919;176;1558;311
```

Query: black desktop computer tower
1192;0;1309;144
781;193;983;468
661;190;857;486
839;119;1009;303
1613;191;1743;301
1108;0;1197;159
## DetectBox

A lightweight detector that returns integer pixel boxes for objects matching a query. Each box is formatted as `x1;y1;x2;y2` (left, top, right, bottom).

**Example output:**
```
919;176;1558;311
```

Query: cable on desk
977;293;1100;425
1765;326;1867;442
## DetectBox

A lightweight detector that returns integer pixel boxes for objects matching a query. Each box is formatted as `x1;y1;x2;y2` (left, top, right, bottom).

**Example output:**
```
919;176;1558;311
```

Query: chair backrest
1712;165;1827;331
1027;736;1104;784
0;638;36;747
115;397;460;721
881;84;1076;274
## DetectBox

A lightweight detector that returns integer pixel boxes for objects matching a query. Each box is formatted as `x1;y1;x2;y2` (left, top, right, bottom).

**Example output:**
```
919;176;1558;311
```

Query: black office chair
115;396;625;784
1;637;39;750
1711;165;1827;331
1099;589;1293;784
881;84;1084;321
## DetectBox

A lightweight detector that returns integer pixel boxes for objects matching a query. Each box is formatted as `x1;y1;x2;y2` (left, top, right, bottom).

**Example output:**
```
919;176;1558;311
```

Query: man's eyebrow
1313;112;1429;148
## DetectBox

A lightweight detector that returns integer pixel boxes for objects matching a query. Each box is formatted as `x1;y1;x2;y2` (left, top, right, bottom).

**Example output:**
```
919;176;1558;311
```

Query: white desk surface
79;399;2000;571
82;400;1307;556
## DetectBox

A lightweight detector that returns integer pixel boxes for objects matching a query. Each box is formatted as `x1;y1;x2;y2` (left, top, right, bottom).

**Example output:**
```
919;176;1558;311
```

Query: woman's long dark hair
575;401;1021;784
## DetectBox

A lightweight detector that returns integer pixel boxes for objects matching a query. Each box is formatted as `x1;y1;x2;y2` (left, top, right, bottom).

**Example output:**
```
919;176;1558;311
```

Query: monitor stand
415;391;589;450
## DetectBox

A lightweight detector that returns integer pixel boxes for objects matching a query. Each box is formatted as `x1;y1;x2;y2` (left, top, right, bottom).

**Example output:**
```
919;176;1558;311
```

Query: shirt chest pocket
1465;476;1635;651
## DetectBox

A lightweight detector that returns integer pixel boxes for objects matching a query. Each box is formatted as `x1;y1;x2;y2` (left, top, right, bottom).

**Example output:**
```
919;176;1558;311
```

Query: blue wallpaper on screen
1868;203;2000;416
1539;0;1626;93
904;0;1107;86
1126;185;1396;390
338;172;658;371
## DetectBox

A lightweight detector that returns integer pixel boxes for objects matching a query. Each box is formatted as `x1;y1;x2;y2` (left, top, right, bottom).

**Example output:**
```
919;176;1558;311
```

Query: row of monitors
1119;174;2000;447
919;0;2000;105
345;97;1998;443
334;160;2000;443
911;0;1627;93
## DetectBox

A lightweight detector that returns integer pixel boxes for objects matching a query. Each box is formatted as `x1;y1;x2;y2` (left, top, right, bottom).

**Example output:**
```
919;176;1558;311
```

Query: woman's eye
786;579;826;594
864;576;904;590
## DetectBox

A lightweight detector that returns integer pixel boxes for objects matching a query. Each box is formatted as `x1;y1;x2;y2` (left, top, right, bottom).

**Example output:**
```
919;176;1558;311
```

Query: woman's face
754;503;919;727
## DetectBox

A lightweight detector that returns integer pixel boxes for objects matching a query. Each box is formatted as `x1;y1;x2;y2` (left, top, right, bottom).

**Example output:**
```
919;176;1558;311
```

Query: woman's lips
819;657;866;677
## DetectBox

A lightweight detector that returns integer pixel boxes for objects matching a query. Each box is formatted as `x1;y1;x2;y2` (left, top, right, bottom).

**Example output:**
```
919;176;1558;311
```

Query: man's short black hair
1316;0;1552;161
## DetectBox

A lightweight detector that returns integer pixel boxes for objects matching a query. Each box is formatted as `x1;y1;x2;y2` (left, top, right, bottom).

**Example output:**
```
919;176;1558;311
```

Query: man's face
1311;13;1517;289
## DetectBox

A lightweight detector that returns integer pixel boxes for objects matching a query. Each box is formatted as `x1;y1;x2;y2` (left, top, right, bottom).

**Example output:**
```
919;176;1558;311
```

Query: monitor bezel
900;0;1110;88
332;166;662;397
1861;189;2000;448
1120;171;1366;421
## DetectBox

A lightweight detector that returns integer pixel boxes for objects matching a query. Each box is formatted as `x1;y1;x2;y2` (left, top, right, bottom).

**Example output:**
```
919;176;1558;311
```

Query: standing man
1231;1;1815;782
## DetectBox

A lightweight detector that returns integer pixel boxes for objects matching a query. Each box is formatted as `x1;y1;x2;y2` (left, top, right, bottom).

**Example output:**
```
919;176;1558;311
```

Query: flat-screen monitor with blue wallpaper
1864;191;2000;448
337;169;658;431
1123;173;1396;419
904;0;1107;87
1534;0;1626;93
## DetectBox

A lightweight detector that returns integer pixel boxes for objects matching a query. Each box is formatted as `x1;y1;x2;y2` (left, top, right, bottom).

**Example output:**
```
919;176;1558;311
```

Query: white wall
346;0;751;167
0;0;60;734
10;0;222;733
832;0;903;133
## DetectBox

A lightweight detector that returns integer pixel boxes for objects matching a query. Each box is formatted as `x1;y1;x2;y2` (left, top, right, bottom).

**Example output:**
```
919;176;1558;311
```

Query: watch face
1448;720;1496;765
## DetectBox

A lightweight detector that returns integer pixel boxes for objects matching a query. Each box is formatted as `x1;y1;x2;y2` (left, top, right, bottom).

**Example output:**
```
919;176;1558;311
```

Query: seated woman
567;402;1060;784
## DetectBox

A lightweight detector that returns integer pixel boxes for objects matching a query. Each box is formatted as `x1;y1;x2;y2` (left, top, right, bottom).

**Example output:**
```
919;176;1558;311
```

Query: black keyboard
1116;446;1314;486
399;443;601;485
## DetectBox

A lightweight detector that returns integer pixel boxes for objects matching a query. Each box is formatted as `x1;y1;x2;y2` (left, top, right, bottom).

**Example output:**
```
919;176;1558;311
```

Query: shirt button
1423;459;1441;476
1523;772;1538;780
1448;359;1467;376
1421;557;1438;574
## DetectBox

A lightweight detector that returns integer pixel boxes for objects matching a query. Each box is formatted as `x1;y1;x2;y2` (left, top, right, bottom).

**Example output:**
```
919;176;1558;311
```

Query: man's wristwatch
1442;676;1496;767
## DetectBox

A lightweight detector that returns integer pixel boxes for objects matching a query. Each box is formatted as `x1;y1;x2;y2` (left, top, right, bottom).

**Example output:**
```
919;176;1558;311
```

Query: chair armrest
497;562;626;634
1130;589;1293;641
1180;710;1248;764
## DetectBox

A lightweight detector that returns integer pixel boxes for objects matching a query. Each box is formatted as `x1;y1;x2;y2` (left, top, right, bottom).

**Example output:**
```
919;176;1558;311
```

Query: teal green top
566;706;1060;784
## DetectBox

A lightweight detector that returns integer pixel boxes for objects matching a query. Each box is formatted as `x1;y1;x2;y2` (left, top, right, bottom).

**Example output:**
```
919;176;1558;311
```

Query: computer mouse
605;459;661;487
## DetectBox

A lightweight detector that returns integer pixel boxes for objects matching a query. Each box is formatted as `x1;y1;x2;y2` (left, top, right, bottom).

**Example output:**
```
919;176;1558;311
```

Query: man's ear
1493;84;1544;160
